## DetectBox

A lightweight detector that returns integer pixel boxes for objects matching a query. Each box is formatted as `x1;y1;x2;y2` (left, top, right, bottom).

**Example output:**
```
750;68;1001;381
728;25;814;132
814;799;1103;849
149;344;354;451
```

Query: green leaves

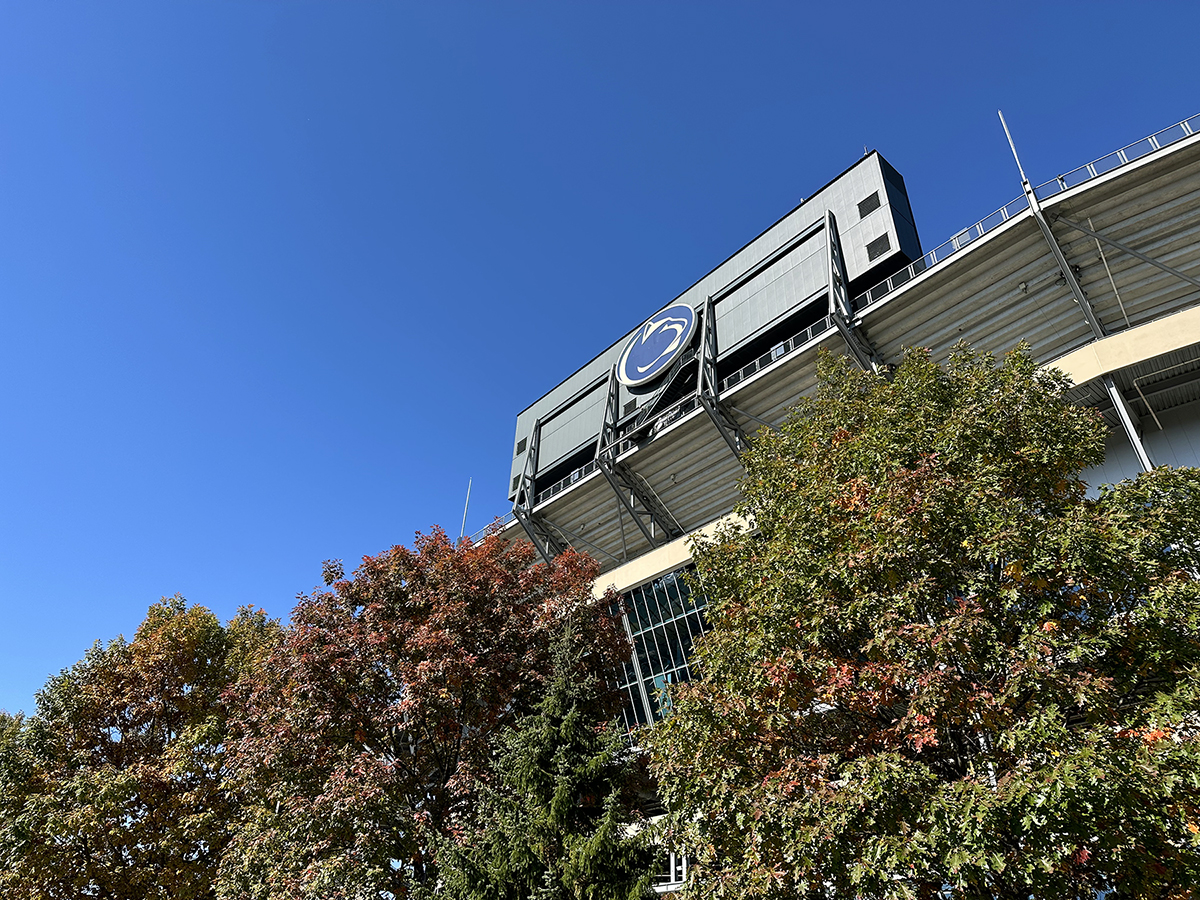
647;346;1200;899
438;621;656;900
216;528;628;900
0;596;276;900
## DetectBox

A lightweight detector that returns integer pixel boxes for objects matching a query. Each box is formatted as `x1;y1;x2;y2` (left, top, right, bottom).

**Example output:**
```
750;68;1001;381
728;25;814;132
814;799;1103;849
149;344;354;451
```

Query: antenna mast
997;109;1029;184
459;478;472;541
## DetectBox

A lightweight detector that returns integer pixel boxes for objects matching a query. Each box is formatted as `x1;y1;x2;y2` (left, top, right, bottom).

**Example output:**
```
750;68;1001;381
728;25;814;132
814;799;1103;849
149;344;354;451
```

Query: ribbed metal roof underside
1066;343;1200;429
508;131;1200;573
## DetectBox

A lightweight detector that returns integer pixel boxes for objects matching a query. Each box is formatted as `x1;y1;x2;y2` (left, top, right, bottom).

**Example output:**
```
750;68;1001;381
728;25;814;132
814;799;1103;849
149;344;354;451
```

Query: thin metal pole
998;110;1029;183
1056;216;1200;291
1089;216;1131;328
540;518;621;563
1132;378;1164;432
459;477;472;541
727;405;777;429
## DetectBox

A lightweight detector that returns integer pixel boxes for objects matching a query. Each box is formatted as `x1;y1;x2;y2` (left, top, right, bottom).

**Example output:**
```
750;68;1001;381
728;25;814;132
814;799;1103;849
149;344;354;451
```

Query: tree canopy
0;530;633;900
437;618;657;900
647;347;1200;900
0;596;278;900
216;528;628;900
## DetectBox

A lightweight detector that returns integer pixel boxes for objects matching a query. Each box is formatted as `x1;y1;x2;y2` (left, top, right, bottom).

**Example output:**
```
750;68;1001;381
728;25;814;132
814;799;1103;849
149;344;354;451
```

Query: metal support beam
997;112;1155;471
512;506;567;566
1103;375;1153;472
999;112;1107;341
726;405;777;430
617;608;655;726
1055;216;1200;291
511;418;568;564
595;367;684;548
698;296;751;461
1027;195;1107;339
699;393;749;461
826;210;884;372
599;460;683;546
533;517;622;564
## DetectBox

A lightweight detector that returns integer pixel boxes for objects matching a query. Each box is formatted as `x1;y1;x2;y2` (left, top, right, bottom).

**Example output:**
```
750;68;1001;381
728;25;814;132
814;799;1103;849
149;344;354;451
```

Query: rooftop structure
484;114;1200;578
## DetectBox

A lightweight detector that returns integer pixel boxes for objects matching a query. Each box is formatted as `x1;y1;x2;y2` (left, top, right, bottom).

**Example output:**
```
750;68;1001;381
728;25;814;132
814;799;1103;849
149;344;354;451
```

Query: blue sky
1;1;1197;714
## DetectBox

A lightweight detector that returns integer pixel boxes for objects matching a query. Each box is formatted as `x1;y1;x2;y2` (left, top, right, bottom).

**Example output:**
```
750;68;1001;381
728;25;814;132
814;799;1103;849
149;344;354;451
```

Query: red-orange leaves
219;528;625;899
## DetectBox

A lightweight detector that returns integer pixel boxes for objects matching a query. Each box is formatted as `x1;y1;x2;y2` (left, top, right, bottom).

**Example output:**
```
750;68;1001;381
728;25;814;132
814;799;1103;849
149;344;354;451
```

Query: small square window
857;191;881;218
515;438;527;457
511;475;520;493
866;233;891;261
623;400;637;417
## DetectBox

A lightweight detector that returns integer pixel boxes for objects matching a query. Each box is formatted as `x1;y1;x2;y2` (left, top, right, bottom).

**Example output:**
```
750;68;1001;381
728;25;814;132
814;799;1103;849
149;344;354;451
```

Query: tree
0;596;278;900
437;618;658;900
646;346;1200;900
217;528;627;900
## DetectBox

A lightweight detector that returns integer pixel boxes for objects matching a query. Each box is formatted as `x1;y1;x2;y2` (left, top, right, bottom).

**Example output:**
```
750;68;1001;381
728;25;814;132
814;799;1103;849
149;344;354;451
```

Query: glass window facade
654;849;688;889
614;566;709;730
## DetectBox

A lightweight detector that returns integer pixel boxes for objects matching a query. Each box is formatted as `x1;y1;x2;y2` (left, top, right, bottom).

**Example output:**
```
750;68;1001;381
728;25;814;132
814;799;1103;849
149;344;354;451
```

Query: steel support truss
595;367;684;550
697;295;751;461
820;211;888;374
1024;186;1109;342
511;417;568;565
1103;374;1154;472
826;210;885;373
1056;213;1200;472
1032;208;1154;471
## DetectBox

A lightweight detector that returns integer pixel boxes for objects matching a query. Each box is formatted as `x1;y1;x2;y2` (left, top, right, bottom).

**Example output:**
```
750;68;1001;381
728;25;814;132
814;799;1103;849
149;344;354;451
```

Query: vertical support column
617;592;654;727
511;418;568;565
1103;375;1153;473
698;294;719;399
826;210;884;373
697;295;750;462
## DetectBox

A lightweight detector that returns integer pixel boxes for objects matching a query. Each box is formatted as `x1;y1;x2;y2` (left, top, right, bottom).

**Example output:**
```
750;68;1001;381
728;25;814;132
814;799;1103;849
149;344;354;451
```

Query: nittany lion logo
617;303;697;388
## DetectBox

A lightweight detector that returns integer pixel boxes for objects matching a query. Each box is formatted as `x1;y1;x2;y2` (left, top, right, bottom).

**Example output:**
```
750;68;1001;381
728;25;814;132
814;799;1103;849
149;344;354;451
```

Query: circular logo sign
617;303;697;388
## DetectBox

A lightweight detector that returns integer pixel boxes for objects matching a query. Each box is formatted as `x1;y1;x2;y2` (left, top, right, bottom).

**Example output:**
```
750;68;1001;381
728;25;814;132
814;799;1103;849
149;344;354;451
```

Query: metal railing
536;458;600;505
643;395;700;439
1033;115;1200;200
526;394;707;510
720;314;833;392
853;113;1200;313
852;196;1030;312
467;510;515;544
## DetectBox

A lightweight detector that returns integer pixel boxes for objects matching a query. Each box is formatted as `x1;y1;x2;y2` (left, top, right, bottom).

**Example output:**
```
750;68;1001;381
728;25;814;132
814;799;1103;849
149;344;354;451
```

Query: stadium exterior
481;113;1200;889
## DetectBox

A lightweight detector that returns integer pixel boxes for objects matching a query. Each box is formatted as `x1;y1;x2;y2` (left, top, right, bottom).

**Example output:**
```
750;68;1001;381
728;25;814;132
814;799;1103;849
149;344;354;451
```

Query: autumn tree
0;596;278;900
437;618;657;900
217;528;627;900
647;347;1200;900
